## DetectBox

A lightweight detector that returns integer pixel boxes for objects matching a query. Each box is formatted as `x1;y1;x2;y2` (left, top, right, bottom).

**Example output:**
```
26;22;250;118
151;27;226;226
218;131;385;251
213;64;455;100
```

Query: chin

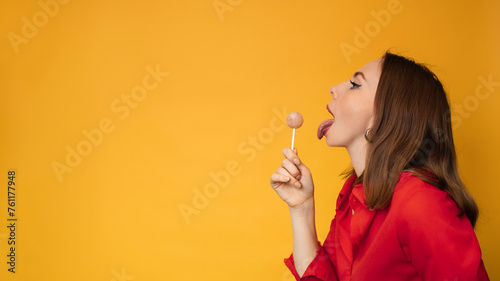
325;131;353;148
325;136;344;147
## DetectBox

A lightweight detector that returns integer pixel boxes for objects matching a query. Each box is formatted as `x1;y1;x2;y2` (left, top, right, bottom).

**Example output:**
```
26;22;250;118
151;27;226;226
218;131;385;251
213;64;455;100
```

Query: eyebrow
353;71;366;81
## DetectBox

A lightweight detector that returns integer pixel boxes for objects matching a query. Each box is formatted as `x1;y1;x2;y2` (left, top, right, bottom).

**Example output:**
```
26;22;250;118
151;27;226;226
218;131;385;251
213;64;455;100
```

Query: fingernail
284;177;290;182
294;158;300;165
294;182;301;188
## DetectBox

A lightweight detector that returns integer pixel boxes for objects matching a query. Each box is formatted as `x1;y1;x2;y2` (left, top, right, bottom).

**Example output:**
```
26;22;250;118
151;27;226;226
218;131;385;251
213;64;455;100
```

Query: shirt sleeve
396;184;490;281
284;218;338;281
284;242;337;281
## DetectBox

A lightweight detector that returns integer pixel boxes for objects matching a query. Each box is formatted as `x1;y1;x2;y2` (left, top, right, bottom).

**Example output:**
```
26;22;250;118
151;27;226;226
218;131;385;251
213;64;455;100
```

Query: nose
330;85;337;99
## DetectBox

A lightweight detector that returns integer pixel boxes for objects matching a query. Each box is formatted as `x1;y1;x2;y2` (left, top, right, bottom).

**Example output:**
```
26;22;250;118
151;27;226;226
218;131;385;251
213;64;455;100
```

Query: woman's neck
346;138;368;177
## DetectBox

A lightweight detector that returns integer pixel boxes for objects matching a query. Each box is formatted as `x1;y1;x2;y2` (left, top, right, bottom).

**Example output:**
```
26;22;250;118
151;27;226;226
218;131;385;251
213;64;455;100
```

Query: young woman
270;52;489;281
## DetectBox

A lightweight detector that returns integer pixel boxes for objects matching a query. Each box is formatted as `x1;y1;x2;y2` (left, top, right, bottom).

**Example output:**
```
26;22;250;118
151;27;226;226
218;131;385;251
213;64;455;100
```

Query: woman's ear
367;115;375;131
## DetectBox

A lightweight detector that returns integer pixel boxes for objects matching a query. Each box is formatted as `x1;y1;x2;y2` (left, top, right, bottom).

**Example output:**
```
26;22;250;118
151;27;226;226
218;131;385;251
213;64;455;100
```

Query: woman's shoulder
390;176;484;281
392;171;466;226
393;171;449;199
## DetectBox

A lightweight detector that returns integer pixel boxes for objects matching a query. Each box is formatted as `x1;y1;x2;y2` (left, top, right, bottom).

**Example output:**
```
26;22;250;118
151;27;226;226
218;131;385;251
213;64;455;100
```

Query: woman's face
318;58;382;148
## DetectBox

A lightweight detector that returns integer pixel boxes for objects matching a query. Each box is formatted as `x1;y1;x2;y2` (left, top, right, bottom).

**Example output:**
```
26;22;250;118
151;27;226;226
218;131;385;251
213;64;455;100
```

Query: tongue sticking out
317;119;334;140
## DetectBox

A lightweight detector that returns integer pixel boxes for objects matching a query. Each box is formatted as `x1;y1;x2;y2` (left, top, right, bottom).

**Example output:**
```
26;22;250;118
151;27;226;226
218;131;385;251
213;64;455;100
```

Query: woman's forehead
356;58;382;84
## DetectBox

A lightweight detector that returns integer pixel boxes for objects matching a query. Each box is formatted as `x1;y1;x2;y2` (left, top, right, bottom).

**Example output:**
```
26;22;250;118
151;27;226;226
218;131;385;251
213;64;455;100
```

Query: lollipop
286;112;304;149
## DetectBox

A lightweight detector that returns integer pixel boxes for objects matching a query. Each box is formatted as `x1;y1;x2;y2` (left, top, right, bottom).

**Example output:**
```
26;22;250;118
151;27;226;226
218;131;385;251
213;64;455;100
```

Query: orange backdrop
1;0;499;280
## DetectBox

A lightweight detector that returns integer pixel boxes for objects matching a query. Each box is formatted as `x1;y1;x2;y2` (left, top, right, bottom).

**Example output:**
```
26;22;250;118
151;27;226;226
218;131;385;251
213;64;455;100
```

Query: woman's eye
350;80;361;89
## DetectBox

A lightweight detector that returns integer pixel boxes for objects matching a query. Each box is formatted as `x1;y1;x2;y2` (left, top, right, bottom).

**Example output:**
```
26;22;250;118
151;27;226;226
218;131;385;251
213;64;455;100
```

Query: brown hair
352;51;479;227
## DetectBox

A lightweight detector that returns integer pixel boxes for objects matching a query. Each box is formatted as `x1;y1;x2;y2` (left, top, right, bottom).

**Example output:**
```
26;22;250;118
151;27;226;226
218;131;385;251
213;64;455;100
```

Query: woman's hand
270;148;314;209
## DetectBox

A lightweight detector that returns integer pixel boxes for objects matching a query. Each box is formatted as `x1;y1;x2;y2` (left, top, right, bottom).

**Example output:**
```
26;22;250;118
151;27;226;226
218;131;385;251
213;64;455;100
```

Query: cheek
338;96;373;129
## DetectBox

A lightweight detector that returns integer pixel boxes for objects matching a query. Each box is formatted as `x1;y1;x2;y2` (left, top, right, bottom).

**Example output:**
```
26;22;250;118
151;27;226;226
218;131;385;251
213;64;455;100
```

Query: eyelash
350;80;361;89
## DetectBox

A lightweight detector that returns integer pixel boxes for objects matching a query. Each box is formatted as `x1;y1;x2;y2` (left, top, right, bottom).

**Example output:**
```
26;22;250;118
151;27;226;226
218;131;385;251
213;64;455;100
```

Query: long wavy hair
349;51;479;227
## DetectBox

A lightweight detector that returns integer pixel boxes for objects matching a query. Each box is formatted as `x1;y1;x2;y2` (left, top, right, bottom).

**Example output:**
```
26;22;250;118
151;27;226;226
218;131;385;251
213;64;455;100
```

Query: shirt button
352;198;357;202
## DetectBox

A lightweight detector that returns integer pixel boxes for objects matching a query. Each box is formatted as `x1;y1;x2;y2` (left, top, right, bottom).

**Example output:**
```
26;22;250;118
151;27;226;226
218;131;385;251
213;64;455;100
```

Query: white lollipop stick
291;128;296;149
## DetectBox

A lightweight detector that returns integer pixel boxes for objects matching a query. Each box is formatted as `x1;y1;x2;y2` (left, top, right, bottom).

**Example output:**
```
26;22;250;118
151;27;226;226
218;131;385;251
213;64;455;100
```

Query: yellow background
1;0;499;280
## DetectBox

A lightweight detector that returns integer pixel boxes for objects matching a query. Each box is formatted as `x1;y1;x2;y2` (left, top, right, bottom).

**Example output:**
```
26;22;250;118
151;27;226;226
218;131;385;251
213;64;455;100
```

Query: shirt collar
337;173;368;206
338;173;358;199
351;182;368;207
345;171;416;208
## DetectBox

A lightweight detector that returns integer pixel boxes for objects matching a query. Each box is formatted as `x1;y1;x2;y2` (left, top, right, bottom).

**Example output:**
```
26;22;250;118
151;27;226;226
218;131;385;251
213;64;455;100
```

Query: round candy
286;112;304;129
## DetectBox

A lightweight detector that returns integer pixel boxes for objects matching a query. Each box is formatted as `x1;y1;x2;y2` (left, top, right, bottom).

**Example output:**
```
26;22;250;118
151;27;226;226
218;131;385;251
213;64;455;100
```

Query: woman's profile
270;51;490;281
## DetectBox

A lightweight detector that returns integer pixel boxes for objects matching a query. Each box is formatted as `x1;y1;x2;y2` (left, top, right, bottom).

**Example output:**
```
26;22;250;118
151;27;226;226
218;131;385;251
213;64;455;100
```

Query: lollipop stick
291;128;296;149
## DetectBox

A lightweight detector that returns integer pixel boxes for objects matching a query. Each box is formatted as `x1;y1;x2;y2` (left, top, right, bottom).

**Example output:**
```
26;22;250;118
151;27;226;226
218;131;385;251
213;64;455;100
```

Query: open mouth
317;105;335;140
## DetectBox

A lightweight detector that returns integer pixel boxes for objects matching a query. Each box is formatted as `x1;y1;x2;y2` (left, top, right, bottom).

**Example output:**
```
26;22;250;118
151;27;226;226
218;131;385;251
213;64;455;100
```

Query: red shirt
285;172;489;281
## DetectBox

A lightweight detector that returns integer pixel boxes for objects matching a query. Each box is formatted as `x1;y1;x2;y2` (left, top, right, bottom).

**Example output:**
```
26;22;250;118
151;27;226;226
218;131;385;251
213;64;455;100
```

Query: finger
278;167;302;188
270;173;290;186
281;158;301;180
283;148;301;165
283;147;311;176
